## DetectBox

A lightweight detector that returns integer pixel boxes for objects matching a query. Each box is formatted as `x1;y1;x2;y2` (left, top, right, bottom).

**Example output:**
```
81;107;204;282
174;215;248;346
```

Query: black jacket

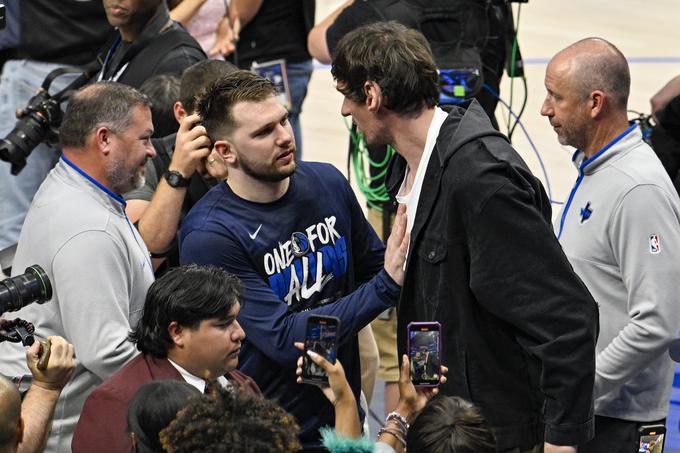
98;4;205;88
388;101;599;449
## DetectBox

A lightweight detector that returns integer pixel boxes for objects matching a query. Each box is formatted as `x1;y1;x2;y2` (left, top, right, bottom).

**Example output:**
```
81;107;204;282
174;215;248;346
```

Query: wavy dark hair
407;396;496;453
160;384;301;452
331;21;439;115
128;264;244;357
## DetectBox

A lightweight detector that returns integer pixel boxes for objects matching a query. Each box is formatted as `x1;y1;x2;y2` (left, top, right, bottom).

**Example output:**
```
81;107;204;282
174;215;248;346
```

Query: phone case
407;321;442;387
300;315;340;385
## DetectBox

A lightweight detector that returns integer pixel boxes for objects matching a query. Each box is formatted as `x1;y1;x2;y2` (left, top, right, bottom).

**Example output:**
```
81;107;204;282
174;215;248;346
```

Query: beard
107;159;146;194
238;149;296;183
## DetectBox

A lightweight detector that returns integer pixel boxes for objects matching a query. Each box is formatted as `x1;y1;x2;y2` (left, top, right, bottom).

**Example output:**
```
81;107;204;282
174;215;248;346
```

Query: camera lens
0;265;52;314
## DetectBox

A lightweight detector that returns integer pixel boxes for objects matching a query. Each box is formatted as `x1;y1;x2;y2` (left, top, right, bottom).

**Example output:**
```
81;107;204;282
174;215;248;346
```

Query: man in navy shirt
179;70;408;451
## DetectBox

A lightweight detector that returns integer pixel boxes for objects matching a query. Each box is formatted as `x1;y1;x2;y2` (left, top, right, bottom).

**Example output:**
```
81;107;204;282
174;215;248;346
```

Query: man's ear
363;81;383;112
590;90;605;119
168;321;185;347
214;140;237;165
94;126;112;155
174;101;187;124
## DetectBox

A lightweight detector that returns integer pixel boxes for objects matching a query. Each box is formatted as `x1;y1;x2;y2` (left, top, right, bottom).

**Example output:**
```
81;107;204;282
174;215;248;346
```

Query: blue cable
482;83;563;206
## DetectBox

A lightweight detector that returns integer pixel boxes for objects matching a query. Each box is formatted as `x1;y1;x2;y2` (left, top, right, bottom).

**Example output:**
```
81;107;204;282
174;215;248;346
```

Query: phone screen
408;322;441;386
301;315;339;384
638;425;665;453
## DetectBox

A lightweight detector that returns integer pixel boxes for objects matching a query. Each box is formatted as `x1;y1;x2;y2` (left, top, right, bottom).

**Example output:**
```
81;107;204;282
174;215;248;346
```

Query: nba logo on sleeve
649;234;661;254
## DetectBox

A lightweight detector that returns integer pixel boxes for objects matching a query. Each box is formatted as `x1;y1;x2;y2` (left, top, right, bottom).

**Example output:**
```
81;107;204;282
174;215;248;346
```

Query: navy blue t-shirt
179;162;399;449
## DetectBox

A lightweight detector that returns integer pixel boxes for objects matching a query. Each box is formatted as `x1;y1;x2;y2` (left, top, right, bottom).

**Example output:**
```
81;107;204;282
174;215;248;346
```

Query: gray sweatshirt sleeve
595;184;680;396
52;230;139;380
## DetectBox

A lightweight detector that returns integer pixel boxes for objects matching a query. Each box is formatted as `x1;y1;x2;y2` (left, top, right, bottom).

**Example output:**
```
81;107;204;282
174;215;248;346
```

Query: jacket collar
571;123;639;175
56;158;127;217
386;100;506;255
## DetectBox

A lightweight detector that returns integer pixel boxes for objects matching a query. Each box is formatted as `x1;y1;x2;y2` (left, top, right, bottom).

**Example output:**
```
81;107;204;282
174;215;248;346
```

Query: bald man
542;38;680;452
0;376;22;453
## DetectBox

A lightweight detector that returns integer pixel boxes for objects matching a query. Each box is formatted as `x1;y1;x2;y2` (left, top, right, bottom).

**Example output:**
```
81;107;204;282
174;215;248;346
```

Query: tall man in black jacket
332;22;599;453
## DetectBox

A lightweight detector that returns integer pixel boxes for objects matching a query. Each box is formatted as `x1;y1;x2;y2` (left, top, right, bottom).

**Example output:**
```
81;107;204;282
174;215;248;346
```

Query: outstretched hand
384;203;409;286
395;354;448;422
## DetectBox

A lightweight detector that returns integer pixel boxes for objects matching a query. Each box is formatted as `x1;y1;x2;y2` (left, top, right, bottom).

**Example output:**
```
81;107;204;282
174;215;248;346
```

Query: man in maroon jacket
71;264;260;452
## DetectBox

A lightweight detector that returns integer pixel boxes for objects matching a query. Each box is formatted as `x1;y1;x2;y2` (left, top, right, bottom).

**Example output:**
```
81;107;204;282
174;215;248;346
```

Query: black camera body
0;91;63;176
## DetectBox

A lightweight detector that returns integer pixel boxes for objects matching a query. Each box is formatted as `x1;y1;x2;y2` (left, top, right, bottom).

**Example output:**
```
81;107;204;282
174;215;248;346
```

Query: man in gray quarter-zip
0;82;156;452
542;37;680;453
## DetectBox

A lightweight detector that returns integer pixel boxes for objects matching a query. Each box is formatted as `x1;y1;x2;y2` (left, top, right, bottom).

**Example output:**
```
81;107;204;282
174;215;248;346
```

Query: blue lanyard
61;155;154;272
61;155;127;206
557;123;638;240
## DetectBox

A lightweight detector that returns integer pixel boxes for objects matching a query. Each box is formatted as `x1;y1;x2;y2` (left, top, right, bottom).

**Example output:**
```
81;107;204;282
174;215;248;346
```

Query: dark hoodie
388;100;599;450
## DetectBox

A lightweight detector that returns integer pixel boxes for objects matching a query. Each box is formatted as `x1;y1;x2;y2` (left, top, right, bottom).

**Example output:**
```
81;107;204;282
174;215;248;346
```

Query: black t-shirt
326;1;381;58
19;0;113;65
234;0;315;69
99;5;205;88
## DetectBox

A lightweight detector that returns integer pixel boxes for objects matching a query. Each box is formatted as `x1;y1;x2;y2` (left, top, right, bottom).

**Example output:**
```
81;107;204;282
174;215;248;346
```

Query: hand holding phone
407;322;442;387
300;315;340;385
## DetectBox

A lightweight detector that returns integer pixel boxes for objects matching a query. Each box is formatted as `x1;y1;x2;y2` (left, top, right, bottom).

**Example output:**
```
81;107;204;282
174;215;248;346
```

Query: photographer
0;333;75;453
0;0;112;252
0;0;206;256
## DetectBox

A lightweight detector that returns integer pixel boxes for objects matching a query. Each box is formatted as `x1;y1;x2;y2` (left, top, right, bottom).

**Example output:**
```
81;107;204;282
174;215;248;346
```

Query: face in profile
105;105;155;194
178;302;245;378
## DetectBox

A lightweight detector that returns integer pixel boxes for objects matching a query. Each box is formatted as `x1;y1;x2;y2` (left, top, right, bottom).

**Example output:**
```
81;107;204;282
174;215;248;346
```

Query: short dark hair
59;81;150;149
195;70;277;140
180;60;238;113
331;21;439;115
139;74;181;137
127;380;199;453
407;396;496;453
129;264;244;357
160;385;301;452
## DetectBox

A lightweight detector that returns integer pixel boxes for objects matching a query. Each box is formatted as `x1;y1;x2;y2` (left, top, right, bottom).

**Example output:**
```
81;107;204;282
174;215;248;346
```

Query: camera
0;265;52;315
0;91;63;175
0;64;99;175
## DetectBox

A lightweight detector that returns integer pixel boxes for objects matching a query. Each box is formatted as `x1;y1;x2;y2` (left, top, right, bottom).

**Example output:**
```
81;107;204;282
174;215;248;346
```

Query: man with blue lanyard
0;82;156;452
542;37;680;453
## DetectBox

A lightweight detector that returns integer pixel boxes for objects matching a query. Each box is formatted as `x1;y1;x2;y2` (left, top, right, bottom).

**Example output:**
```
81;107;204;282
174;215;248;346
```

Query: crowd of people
2;1;680;453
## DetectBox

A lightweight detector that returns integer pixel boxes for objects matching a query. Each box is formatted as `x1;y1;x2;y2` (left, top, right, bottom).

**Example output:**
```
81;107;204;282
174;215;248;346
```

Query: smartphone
301;315;340;384
638;424;666;453
407;321;442;387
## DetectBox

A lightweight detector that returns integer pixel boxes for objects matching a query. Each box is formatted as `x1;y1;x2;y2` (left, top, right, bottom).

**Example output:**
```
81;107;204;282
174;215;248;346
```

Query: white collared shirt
167;358;231;393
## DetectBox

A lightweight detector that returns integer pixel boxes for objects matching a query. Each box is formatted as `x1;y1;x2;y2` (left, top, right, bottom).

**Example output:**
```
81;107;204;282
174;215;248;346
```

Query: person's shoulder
86;354;148;402
298;161;346;181
182;183;238;233
610;141;674;188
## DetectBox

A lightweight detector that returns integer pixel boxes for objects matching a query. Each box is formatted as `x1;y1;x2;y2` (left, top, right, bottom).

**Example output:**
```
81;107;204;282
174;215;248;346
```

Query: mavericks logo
264;216;348;307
